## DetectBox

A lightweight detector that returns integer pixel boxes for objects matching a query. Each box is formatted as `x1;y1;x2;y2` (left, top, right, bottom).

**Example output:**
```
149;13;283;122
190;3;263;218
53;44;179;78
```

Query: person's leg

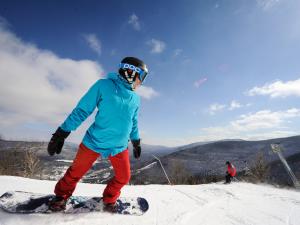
54;143;100;199
102;149;131;204
225;173;231;183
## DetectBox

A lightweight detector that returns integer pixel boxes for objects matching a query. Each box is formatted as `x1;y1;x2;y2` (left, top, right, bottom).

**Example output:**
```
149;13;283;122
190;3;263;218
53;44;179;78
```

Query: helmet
226;161;230;165
118;57;148;84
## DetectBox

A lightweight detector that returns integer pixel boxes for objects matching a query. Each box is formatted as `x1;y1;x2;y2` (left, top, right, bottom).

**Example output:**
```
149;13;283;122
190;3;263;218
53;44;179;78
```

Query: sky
1;0;300;147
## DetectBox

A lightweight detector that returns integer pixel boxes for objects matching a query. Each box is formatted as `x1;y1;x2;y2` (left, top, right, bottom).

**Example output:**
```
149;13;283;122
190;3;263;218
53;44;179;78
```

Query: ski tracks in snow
151;183;242;225
174;185;238;225
156;183;300;225
1;177;300;225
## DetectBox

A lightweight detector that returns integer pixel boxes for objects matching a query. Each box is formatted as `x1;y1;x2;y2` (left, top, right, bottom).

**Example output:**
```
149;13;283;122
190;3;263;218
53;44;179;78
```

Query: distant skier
225;161;236;184
47;57;148;212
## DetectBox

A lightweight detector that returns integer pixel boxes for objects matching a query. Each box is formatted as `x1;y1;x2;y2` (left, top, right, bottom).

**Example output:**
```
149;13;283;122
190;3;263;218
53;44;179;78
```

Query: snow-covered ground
0;176;299;225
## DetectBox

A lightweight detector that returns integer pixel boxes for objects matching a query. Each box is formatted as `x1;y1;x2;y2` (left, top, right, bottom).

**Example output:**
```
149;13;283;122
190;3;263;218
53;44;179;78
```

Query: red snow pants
54;143;131;204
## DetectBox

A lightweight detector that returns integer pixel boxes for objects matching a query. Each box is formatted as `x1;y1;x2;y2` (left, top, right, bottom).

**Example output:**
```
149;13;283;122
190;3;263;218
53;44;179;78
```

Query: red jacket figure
227;163;236;177
225;161;236;184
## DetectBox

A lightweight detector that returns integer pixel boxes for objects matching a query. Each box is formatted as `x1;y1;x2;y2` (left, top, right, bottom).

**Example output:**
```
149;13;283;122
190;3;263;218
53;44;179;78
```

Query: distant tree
24;149;42;178
246;152;270;183
0;144;43;178
0;149;24;176
169;160;190;184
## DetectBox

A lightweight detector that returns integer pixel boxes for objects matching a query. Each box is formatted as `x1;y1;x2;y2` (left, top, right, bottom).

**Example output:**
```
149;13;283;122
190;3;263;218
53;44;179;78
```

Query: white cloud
247;79;300;98
142;108;300;147
208;103;226;115
147;39;166;54
231;108;300;131
173;49;182;57
229;100;242;110
128;14;141;31
83;33;101;56
196;108;300;143
136;86;159;100
0;16;9;28
256;0;281;11
208;100;247;114
0;25;104;141
194;78;208;88
198;126;298;143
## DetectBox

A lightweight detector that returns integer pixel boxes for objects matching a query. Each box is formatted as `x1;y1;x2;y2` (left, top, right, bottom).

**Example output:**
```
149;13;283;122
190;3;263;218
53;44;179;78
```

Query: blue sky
1;0;300;146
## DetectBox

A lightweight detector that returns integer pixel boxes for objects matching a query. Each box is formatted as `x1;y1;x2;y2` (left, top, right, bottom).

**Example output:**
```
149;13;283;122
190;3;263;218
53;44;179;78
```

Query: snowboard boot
103;202;118;213
48;196;67;212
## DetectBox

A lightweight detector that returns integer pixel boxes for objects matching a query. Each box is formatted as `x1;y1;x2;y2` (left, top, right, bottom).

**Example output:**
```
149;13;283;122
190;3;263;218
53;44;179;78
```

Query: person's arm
47;80;101;156
60;80;101;132
130;101;141;159
130;106;140;141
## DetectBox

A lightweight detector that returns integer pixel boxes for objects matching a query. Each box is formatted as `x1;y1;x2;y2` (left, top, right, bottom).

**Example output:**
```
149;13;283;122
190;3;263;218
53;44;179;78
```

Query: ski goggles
119;63;148;82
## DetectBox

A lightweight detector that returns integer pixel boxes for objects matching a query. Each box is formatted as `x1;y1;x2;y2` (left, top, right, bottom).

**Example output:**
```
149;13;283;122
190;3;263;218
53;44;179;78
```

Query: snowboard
0;191;149;215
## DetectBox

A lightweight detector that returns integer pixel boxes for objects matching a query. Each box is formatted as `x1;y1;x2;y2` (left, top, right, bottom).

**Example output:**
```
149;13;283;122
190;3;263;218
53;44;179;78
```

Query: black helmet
119;57;148;84
226;161;230;165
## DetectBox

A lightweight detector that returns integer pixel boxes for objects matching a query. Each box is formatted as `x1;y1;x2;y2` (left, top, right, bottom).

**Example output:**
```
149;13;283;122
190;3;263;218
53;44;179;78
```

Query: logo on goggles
119;63;148;83
120;63;143;74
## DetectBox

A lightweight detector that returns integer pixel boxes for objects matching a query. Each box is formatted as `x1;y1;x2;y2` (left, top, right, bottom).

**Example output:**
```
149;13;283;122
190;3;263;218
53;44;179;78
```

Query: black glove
47;127;70;156
131;139;141;159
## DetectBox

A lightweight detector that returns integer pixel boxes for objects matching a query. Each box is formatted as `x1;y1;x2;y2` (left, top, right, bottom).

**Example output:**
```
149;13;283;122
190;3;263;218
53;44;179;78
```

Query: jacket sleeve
130;102;140;141
60;80;101;132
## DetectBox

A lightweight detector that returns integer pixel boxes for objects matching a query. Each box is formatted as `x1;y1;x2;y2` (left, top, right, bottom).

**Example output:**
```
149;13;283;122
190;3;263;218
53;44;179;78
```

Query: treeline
131;152;291;186
0;145;43;179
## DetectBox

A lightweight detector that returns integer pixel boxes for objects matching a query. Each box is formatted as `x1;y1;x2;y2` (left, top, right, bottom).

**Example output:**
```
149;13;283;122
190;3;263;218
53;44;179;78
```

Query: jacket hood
107;72;132;90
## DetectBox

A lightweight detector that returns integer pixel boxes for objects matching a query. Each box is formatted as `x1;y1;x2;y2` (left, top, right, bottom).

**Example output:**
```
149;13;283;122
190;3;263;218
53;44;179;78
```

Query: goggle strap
119;63;147;82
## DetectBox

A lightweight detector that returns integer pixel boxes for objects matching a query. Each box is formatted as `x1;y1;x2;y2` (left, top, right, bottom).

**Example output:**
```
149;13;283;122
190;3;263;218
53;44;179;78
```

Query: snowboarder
47;57;148;212
225;161;236;184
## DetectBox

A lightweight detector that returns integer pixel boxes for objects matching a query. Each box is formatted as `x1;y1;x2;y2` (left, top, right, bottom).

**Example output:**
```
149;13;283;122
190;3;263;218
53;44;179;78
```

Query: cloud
197;108;300;143
0;16;9;28
247;79;300;98
83;33;101;56
128;14;141;31
0;24;104;140
136;86;159;100
199;126;298;143
228;100;242;110
208;100;247;114
173;49;182;57
231;108;300;131
145;107;300;147
147;39;166;54
208;103;226;115
194;78;208;88
256;0;281;11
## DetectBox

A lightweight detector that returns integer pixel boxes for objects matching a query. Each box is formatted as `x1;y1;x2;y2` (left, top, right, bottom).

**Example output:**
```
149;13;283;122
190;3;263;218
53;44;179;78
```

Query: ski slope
0;176;299;225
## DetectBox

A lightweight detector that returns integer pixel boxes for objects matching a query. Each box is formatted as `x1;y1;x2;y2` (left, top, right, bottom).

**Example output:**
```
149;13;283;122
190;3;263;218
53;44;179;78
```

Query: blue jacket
60;72;140;158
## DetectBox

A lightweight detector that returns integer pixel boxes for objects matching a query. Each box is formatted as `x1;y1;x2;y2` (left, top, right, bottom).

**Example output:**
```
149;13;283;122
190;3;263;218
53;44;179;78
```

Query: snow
55;160;73;163
135;161;157;173
55;159;101;164
0;176;300;225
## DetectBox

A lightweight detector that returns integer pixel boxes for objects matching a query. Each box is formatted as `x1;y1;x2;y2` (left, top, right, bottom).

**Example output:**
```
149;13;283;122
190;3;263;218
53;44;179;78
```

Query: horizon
1;134;300;149
1;0;300;147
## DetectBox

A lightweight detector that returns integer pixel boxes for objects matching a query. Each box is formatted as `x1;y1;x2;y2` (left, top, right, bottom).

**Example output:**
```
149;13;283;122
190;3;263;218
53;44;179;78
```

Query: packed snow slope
0;176;299;225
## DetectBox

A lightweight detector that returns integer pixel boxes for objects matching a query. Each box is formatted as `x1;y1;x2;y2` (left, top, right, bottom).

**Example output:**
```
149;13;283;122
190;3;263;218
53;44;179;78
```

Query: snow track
0;176;300;225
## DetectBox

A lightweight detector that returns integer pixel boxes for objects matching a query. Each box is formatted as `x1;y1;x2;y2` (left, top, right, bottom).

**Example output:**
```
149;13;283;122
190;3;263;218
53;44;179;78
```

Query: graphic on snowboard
0;191;149;215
